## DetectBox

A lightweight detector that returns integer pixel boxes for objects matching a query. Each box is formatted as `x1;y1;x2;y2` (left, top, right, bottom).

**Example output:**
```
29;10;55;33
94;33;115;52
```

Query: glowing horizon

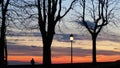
6;34;120;65
8;55;120;64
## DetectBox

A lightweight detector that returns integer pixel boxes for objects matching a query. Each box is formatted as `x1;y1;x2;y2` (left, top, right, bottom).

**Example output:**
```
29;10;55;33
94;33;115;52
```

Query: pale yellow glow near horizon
7;36;120;52
7;35;120;64
7;36;42;47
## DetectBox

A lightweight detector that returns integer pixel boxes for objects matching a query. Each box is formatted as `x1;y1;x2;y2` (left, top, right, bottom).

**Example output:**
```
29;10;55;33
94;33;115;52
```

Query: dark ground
8;62;120;68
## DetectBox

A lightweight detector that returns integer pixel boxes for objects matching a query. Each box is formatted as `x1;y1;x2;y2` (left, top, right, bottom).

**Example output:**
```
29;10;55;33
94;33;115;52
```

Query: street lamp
70;34;74;64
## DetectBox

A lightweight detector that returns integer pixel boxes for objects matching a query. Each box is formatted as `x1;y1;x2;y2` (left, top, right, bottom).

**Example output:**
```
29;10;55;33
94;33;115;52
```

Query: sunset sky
2;0;120;65
6;29;120;65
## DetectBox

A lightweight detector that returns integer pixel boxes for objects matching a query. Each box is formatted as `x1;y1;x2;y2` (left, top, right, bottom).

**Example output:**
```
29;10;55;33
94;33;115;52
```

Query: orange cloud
8;56;43;64
52;55;120;64
52;56;92;64
8;55;120;64
96;55;120;62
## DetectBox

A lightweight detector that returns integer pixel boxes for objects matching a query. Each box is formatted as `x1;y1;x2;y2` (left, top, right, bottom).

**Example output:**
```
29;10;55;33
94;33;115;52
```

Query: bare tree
36;0;76;66
0;0;39;67
75;0;119;64
0;0;20;67
0;0;10;68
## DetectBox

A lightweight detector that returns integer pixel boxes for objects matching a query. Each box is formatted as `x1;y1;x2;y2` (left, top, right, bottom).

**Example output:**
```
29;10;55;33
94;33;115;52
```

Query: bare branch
60;0;76;19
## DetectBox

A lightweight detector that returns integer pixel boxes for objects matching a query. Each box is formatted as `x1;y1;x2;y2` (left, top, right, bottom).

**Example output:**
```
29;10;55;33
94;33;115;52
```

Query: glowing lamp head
70;34;74;41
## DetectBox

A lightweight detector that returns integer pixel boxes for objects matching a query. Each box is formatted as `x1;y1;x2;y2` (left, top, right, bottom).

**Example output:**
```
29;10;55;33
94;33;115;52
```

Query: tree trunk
0;12;6;68
43;43;51;66
92;34;97;65
4;39;8;68
0;28;6;68
0;39;5;68
42;32;54;67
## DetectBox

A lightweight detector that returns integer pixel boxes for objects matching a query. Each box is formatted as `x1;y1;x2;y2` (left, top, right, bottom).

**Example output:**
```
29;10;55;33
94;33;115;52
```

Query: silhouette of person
31;58;35;68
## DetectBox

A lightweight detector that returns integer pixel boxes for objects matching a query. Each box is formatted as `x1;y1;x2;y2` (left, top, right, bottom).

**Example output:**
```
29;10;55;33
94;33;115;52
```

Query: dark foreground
8;62;120;68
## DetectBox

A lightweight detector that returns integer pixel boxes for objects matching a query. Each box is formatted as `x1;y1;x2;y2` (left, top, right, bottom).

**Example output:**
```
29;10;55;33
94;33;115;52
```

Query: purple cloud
8;44;120;57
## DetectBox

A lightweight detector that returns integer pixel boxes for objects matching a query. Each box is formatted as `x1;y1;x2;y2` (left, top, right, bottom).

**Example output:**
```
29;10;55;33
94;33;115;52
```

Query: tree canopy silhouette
75;0;119;64
36;0;77;66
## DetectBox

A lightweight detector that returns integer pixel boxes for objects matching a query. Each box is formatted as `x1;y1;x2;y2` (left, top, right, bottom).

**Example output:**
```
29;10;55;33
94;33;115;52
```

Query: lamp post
70;34;74;64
